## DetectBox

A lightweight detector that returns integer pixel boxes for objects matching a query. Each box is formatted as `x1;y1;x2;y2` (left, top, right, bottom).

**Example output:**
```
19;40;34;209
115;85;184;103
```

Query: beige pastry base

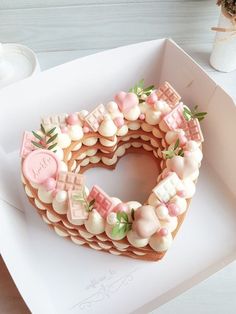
22;123;190;261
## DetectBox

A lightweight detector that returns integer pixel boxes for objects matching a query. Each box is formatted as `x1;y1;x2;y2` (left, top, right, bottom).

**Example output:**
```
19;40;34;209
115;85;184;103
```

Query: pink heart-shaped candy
114;91;139;113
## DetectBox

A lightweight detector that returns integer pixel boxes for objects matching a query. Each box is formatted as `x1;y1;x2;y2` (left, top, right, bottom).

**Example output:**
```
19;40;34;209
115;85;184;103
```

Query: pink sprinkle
146;93;158;105
61;126;68;133
139;113;145;120
184;150;191;157
67;113;78;125
168;203;181;217
114;116;125;128
43;177;56;191
51;189;58;198
83;126;90;133
158;228;168;237
178;133;187;145
113;203;129;213
177;190;186;198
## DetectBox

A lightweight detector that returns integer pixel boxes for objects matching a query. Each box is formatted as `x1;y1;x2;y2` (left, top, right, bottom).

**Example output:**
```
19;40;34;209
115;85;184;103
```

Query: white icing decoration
54;147;64;160
98;115;117;137
55;190;67;203
112;241;129;249
128;122;141;130
80;158;90;167
149;233;173;252
89;156;101;164
98;242;112;250
141;123;153;132
100;137;117;147
109;249;121;255
143;144;153;151
182;179;196;198
159;120;169;132
38;187;53;204
42;215;51;224
68;125;83;141
132;142;142;148
145;109;162;125
71;142;82;151
116;146;126;157
132;250;146;256
71;237;86;245
35;199;46;210
76;152;87;160
84;209;105;235
52;198;67;214
86;149;97;156
46;211;60;223
57;133;71;149
152;127;163;138
82;137;98;146
105;224;126;240
124;106;141;121
117;125;128;136
79;229;94;239
155;205;169;219
127;230;149;248
107;212;117;225
160;216;178;232
59;161;68;172
169;195;187;215
126;201;142;210
141;135;149;141
102;155;117;166
89;243;102;250
25;186;33;197
54;226;68;237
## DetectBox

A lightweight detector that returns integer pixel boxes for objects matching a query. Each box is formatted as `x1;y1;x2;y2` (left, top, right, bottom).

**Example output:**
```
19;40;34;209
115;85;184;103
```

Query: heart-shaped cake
20;80;206;261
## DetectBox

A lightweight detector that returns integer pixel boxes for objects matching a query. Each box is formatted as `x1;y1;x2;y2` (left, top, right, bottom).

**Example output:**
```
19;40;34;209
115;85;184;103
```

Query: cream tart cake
20;80;206;261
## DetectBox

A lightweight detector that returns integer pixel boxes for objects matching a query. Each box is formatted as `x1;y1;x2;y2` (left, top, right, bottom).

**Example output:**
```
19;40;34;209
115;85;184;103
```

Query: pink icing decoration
22;149;60;184
168;203;181;217
178;133;187;145
66;113;79;125
177;190;186;198
113;116;125;128
83;126;90;133
61;126;68;133
114;91;139;113
43;177;56;191
146;93;157;105
139;113;145;120
88;185;113;218
167;155;198;179
113;203;128;213
158;228;168;237
20;131;36;158
133;205;160;238
163;103;186;131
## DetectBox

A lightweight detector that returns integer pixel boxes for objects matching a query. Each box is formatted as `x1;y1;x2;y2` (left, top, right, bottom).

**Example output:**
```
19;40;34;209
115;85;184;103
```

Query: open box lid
0;39;236;314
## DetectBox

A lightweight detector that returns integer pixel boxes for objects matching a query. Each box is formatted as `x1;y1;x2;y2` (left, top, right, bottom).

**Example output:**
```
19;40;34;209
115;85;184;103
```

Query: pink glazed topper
22;149;60;184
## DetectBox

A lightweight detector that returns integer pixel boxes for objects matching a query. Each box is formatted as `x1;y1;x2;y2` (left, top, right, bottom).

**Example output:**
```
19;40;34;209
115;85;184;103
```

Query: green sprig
31;125;58;151
162;139;184;159
72;189;95;212
183;105;207;122
111;211;132;237
129;79;154;103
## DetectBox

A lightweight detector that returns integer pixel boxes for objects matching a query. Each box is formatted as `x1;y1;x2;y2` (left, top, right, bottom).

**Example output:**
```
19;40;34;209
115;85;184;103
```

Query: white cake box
0;39;236;314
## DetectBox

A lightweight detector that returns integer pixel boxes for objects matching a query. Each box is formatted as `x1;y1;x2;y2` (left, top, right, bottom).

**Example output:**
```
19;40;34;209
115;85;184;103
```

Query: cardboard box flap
203;86;236;198
160;39;217;111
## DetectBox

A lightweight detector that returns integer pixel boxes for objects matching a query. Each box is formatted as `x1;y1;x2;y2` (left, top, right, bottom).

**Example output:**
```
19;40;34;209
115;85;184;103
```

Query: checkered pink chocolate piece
20;131;36;158
156;82;181;108
163;103;187;130
68;190;89;220
84;104;106;132
56;171;84;191
88;185;113;218
42;113;67;127
184;118;204;142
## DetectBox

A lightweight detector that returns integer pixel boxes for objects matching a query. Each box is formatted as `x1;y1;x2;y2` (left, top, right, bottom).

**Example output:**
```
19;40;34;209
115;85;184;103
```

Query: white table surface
0;1;236;313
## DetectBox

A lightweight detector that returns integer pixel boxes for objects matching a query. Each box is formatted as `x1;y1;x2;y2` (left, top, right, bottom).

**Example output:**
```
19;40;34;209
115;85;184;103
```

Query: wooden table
0;1;236;313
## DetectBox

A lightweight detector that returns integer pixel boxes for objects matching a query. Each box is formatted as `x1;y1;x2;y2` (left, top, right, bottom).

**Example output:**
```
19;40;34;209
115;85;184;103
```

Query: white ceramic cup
0;43;40;89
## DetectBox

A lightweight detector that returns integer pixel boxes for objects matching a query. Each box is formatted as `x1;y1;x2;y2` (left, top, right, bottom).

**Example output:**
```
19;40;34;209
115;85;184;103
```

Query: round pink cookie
23;149;60;184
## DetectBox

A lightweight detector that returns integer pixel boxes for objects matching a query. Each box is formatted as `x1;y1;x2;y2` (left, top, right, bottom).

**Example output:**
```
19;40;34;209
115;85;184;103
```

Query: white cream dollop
68;125;84;141
38;186;53;204
84;209;105;235
127;230;149;248
124;106;140;121
98;115;117;137
149;233;173;252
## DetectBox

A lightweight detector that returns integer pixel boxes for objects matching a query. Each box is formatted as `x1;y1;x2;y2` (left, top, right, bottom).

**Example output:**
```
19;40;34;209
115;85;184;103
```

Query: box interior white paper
0;39;236;314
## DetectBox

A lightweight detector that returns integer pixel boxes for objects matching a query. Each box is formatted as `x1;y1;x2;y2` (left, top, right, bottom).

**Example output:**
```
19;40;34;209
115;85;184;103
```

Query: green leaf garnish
47;127;57;136
183;106;207;122
31;141;44;149
32;131;43;141
89;199;95;208
46;133;58;145
162;139;184;159
131;208;135;221
40;124;46;135
111;211;132;237
47;142;57;150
